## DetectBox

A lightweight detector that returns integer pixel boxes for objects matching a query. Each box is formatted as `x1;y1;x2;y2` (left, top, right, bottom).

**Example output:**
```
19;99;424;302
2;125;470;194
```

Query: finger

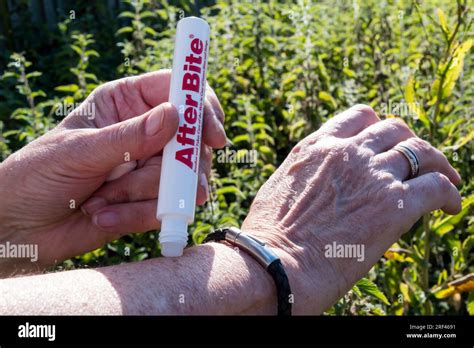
80;102;179;172
82;157;163;215
354;118;415;153
375;137;462;184
202;98;227;148
91;199;159;234
105;161;137;181
89;70;173;124
112;70;226;134
126;70;173;108
404;172;462;216
318;104;380;138
205;85;225;125
133;70;226;147
103;71;226;148
196;144;212;205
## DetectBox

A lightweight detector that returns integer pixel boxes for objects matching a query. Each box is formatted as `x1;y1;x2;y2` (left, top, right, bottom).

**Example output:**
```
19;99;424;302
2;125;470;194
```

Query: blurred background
0;0;472;315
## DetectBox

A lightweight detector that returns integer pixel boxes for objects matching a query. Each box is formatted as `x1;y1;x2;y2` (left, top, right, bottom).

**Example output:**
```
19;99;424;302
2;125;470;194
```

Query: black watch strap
203;227;292;316
267;259;292;315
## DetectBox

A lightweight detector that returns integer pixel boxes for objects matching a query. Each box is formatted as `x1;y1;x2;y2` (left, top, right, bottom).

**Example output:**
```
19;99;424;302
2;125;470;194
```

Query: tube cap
161;242;185;257
159;216;188;257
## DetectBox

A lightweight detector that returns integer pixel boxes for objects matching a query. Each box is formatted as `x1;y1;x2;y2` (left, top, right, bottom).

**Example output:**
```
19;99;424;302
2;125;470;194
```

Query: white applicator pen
157;17;210;257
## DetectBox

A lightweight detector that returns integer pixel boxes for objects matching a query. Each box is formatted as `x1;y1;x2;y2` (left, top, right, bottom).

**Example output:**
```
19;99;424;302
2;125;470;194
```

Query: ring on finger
393;144;420;178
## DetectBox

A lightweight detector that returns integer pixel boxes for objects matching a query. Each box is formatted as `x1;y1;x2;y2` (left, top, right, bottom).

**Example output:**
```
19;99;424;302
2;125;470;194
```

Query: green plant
0;0;472;315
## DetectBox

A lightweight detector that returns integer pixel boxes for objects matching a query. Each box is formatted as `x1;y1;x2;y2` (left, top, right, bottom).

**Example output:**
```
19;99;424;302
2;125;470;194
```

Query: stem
20;64;37;133
422;214;432;315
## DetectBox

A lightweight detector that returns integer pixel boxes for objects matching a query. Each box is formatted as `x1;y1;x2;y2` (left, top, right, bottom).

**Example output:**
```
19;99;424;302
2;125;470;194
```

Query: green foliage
0;0;472;315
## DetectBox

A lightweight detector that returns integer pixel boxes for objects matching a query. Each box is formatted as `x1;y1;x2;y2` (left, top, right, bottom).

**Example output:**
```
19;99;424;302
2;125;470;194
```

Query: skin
241;104;462;313
0;74;462;314
0;70;226;274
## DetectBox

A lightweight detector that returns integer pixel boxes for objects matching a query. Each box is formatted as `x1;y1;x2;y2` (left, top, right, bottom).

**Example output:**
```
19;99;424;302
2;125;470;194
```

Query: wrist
194;242;277;314
241;221;347;314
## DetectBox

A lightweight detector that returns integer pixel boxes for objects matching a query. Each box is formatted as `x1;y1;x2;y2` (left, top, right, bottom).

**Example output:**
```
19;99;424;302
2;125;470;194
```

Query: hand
242;104;462;314
0;70;226;273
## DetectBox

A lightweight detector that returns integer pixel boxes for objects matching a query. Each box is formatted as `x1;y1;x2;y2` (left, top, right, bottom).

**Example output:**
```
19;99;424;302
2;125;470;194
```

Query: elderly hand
0;70;226;273
242;104;461;314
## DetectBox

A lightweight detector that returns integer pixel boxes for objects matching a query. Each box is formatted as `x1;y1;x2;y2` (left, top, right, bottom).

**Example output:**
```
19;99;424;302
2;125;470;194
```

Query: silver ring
393;144;420;178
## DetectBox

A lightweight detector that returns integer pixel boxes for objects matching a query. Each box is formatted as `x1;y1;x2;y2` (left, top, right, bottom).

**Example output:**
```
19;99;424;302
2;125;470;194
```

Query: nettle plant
116;0;160;75
1;53;56;143
55;32;100;102
394;1;473;315
0;0;471;315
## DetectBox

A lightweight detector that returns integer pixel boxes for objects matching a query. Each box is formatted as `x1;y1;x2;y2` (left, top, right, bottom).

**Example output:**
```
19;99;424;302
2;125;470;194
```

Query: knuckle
433;172;451;191
328;140;356;161
435;148;449;163
351;104;378;120
388;179;406;197
385;117;409;131
409;137;431;155
111;122;136;152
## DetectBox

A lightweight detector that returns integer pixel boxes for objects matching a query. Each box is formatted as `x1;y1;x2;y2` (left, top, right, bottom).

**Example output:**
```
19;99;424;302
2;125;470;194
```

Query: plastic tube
157;17;210;257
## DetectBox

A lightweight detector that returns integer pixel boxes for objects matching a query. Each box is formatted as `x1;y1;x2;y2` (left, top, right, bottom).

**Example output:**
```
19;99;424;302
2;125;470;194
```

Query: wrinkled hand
242;104;461;314
0;70;226;272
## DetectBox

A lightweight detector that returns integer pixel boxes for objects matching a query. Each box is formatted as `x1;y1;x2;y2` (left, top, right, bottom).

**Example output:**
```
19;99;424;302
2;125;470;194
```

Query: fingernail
145;107;165;136
81;197;108;216
201;173;209;201
217;120;226;138
93;211;120;227
455;171;462;183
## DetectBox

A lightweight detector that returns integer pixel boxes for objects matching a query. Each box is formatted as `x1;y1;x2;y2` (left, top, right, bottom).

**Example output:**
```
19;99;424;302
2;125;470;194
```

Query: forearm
0;243;277;315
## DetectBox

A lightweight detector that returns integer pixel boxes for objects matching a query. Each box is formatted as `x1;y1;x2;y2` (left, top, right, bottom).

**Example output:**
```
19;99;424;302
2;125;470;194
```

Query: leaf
70;44;82;56
442;39;473;98
400;283;411;304
352;284;362;297
144;27;158;36
468;293;474;315
155;9;168;20
343;68;356;78
140;10;155;19
258;145;273;155
318;91;337;108
453;129;474;150
31;90;46;98
434;273;474;298
463;236;474;262
55;84;79;93
192;223;213;245
433;195;474;235
282;74;297;87
119;11;136;19
405;75;429;128
85;50;100;57
216;186;246;199
25;71;42;79
116;27;134;35
355;278;390;305
434;286;455;299
448;273;474;293
384;248;414;263
263;36;278;48
437;8;449;35
231;121;248;130
232;134;250;143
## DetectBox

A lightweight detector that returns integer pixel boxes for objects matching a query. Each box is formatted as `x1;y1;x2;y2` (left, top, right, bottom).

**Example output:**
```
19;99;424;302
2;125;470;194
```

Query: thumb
85;102;179;171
